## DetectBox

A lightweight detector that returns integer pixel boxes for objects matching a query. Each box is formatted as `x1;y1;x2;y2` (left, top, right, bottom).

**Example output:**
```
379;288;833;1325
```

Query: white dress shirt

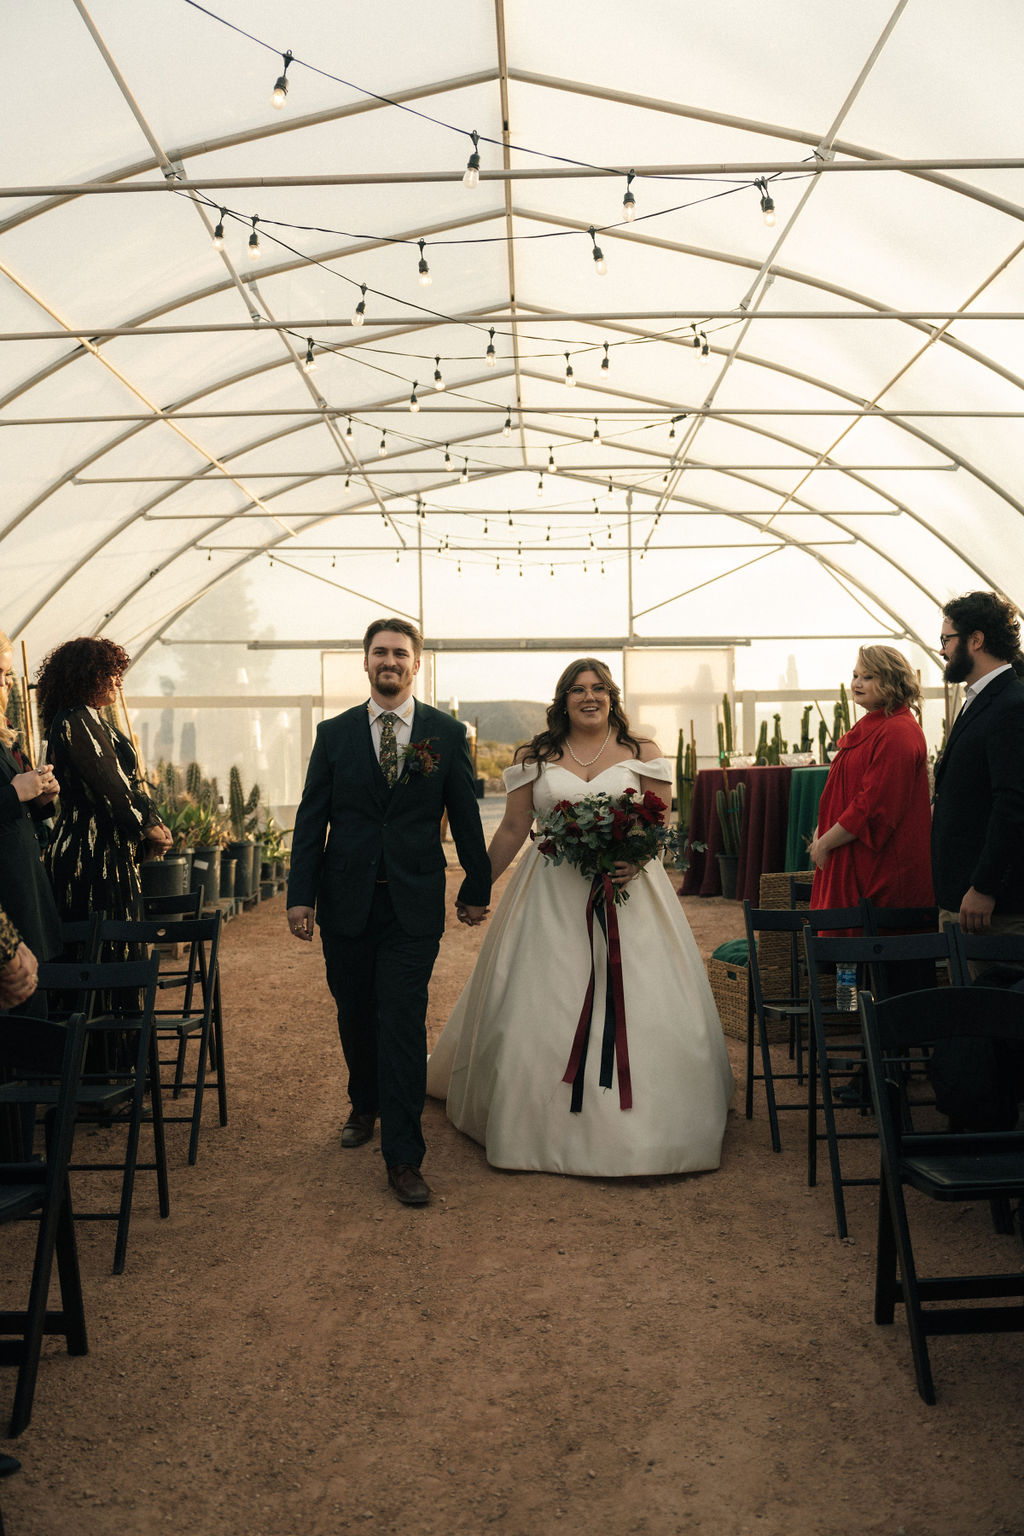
958;662;1012;716
367;696;415;765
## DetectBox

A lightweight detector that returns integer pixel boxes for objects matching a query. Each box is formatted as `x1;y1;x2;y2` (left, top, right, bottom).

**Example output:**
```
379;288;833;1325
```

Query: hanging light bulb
444;443;452;470
601;341;610;372
485;328;497;368
756;177;776;228
536;474;544;498
699;333;710;364
409;383;420;413
379;430;388;456
622;170;636;223
564;353;575;387
433;355;445;391
212;208;227;250
352;283;367;326
345;418;353;440
692;326;701;351
592;419;601;445
457;559;462;576
247;216;261;260
417;238;431;287
589;226;607;276
503;409;512;439
460;460;469;484
302;338;317;373
548;448;557;473
669;420;676;441
607;476;613;494
271;51;293;109
463;129;481;189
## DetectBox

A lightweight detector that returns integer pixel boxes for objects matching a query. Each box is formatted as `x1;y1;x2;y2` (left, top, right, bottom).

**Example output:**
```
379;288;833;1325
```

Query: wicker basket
756;870;811;971
707;954;790;1042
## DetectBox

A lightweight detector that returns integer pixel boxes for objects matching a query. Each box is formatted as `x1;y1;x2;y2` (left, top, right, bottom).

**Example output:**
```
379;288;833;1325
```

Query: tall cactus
800;705;813;753
756;719;769;763
228;765;261;840
185;760;203;800
721;692;734;754
716;780;745;854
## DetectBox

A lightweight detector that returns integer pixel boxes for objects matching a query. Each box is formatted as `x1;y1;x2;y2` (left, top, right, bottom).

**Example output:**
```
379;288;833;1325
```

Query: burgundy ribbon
562;872;633;1112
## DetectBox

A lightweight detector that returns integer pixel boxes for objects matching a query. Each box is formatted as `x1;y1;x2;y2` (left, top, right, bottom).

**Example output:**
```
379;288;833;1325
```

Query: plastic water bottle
835;963;858;1013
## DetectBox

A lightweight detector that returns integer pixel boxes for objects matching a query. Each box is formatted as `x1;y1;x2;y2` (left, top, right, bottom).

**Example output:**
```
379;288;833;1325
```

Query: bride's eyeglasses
567;684;609;699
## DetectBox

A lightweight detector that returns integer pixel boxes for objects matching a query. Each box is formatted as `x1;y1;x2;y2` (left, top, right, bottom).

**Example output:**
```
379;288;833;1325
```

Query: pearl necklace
564;725;612;767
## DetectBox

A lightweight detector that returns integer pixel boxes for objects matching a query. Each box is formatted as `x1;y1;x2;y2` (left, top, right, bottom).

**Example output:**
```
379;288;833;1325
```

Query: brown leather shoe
387;1163;430;1206
341;1111;377;1149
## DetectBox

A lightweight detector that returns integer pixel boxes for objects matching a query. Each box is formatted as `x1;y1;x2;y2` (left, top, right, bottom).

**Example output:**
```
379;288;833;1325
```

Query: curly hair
943;591;1024;673
36;637;131;732
857;645;922;715
517;658;645;764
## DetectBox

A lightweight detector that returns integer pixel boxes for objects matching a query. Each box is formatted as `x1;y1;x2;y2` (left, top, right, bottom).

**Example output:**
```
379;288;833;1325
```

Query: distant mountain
446;700;547;745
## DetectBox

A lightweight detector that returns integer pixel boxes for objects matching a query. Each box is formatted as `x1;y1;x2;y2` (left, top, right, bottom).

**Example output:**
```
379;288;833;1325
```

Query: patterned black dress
45;709;161;923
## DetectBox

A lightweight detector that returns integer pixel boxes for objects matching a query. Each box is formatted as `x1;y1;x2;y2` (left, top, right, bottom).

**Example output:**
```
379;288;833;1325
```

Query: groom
286;618;491;1206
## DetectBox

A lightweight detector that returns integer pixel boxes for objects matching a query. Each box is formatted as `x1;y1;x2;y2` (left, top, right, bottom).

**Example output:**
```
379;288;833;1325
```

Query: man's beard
943;639;972;685
373;668;405;696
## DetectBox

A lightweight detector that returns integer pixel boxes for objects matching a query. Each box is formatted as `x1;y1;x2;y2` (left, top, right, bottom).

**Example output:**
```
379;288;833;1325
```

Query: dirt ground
3;857;1024;1536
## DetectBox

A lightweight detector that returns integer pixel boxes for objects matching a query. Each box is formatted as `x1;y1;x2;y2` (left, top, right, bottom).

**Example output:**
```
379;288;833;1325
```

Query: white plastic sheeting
2;0;1022;699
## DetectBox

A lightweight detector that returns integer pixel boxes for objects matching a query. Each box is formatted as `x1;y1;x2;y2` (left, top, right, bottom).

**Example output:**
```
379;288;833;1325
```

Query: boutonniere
401;738;441;777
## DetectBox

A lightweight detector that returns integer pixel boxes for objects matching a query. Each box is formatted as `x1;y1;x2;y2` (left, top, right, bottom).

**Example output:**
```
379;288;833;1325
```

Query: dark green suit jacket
286;700;491;938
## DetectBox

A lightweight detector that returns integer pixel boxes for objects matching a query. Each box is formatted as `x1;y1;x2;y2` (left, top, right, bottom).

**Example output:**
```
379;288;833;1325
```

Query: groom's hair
362;617;424;659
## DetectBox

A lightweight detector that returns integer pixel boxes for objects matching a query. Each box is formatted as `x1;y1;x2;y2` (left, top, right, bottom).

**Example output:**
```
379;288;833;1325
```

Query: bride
427;658;733;1176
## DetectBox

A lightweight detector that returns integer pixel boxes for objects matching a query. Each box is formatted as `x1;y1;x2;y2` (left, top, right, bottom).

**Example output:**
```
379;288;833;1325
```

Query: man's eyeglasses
938;631;962;651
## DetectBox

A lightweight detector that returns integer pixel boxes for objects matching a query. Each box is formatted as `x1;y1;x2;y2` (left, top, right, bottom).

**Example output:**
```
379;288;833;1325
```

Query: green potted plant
715;778;745;899
226;765;260;901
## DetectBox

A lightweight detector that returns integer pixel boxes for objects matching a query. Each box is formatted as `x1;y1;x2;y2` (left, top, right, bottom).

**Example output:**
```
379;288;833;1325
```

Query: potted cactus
226;765;260;901
715;778;745;899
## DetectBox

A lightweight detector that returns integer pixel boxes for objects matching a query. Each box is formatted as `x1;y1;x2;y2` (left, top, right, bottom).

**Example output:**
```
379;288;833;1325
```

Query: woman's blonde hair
0;630;17;750
857;644;921;714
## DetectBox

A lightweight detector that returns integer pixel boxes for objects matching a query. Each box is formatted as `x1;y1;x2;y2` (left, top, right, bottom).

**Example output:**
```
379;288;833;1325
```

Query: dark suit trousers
322;884;440;1168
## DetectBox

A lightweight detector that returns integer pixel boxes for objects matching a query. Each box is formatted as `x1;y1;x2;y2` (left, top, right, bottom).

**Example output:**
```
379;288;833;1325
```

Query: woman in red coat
810;645;933;913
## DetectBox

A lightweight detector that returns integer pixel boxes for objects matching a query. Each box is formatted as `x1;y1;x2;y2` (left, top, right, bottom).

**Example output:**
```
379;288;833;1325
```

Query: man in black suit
286;618;491;1206
931;590;1024;937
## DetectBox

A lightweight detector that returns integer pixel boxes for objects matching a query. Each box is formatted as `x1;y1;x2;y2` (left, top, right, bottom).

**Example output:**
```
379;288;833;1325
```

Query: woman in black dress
0;633;62;973
36;637;171;923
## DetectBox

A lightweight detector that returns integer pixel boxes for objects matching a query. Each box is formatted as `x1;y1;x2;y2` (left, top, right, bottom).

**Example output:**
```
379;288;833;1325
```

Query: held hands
12;766;59;805
0;943;38;1008
456;903;489;927
808;835;829;871
611;860;640;888
959;886;996;934
287;905;315;942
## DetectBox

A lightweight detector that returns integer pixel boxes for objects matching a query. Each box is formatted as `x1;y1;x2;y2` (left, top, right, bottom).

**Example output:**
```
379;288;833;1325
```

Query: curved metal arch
506;68;1024;227
5;201;1021;573
0;70;503;238
11;323;1007;648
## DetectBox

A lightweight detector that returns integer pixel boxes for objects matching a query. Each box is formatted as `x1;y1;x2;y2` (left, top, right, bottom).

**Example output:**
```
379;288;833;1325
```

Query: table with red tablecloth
681;766;796;901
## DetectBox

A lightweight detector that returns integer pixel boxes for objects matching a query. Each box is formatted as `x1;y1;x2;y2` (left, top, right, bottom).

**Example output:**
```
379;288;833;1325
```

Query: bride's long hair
518;657;645;764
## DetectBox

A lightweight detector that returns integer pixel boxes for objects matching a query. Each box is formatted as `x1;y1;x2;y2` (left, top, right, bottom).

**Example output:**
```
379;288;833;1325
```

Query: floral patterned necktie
378;712;399;788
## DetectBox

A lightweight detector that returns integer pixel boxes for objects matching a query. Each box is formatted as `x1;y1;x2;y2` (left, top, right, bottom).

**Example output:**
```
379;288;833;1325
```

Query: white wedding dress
427;757;733;1175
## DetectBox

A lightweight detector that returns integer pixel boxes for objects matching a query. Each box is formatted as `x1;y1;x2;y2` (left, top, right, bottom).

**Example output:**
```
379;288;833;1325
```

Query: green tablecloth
785;766;829;872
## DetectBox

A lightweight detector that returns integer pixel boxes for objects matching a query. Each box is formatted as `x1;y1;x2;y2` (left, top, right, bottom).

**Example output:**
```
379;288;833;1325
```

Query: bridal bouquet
533;787;682;906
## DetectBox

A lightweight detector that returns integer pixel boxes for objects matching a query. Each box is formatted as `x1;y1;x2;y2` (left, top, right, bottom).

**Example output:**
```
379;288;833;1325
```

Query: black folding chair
742;901;867;1152
861;986;1024;1404
142;890;202;921
948;926;1024;986
0;1012;89;1435
804;931;954;1238
99;914;226;1165
30;955;167;1273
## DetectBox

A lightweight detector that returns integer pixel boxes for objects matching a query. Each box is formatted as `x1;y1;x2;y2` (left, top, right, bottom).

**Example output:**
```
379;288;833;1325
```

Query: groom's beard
370;666;409;697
